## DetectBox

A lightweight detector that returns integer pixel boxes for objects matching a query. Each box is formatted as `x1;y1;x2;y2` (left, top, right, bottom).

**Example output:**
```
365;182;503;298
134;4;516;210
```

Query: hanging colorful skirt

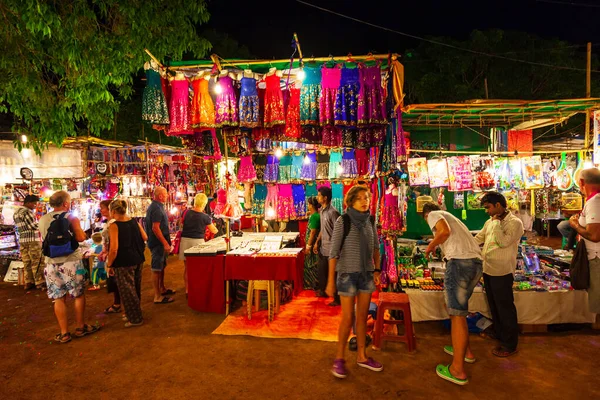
322;126;342;147
301;152;317;181
215;76;239;127
254;154;267;182
291;154;304;181
300;84;321;126
278;155;293;183
264;185;278;220
237;155;257;182
142;69;170;125
328;150;343;179
334;67;359;127
264;155;279;183
284;87;301;140
277;184;296;221
316;152;330;180
342;149;358;178
331;182;344;213
252;183;267;217
239;77;261;128
355;148;369;176
305;182;318;198
292;184;306;219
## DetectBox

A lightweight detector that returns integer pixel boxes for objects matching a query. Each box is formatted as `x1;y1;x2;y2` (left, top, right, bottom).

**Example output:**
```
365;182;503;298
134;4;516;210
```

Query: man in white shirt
422;203;482;386
569;168;600;325
39;191;100;343
475;192;524;358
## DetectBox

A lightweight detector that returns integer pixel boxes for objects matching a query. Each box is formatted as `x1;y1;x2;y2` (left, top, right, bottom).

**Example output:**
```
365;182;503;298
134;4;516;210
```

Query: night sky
206;0;600;59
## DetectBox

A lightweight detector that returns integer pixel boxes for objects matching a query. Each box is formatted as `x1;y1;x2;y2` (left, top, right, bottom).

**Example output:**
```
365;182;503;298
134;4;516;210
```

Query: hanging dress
342;149;358;178
239;77;260;128
381;189;403;235
264;184;279;221
316;152;330;180
278;154;293;183
291;154;304;181
190;78;216;129
292;184;306;219
301;152;317;181
277;184;296;221
264;74;286;128
357;64;387;127
252;183;267;218
319;65;341;126
331;182;344;213
142;68;170;125
264;154;279;183
334;67;360;127
328;150;343;179
283;86;301;140
237;155;257;183
300;66;321;126
168;78;192;135
215;76;239;127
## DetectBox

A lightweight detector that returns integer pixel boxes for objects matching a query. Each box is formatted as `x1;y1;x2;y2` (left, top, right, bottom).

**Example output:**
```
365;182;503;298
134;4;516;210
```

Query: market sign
96;163;108;175
19;167;33;180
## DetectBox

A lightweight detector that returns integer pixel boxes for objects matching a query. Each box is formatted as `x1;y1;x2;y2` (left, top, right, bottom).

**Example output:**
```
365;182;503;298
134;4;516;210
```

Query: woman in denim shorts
326;185;382;379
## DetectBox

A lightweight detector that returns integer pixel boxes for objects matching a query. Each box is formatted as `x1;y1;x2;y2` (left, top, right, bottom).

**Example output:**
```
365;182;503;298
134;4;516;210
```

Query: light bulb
176;192;182;198
275;148;283;158
303;155;311;165
20;134;28;144
297;69;306;81
170;207;178;215
337;164;344;174
214;83;223;95
266;207;275;218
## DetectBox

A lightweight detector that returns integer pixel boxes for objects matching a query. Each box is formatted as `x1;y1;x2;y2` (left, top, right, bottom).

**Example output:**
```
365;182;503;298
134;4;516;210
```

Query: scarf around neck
346;207;371;272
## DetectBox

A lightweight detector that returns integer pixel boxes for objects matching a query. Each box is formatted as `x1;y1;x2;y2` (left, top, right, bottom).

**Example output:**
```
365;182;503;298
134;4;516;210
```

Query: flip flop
104;305;122;314
161;289;176;296
436;364;468;386
154;297;174;304
125;321;144;328
443;345;477;363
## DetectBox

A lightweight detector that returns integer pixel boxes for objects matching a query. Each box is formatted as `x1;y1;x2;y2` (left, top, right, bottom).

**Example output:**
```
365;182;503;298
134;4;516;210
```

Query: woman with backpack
106;200;148;327
326;185;382;379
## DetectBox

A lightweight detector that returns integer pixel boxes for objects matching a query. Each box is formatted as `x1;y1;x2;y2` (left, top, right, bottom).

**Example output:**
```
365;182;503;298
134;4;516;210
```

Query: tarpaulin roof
401;98;600;129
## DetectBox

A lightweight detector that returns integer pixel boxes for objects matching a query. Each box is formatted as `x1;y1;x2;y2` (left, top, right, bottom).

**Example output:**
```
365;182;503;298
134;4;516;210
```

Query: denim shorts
150;246;168;272
444;258;483;317
337;271;376;297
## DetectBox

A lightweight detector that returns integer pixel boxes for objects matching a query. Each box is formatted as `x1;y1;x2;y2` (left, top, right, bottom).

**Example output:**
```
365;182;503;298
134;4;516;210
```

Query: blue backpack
42;212;79;258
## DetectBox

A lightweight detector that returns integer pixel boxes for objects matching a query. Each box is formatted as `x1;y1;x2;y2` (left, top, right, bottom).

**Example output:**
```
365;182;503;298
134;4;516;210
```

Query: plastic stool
372;292;416;352
247;280;280;321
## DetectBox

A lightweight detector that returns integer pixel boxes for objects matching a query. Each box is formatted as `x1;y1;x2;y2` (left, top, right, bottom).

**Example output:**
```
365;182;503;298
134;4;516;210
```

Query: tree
0;0;211;153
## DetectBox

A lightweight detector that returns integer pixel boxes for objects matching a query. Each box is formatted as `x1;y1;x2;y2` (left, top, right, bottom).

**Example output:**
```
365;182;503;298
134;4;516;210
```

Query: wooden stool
372;292;416;352
247;280;280;321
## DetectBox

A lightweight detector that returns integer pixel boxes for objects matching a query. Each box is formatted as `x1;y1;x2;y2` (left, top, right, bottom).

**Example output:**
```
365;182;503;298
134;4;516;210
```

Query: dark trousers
114;264;143;324
483;273;519;351
318;252;340;303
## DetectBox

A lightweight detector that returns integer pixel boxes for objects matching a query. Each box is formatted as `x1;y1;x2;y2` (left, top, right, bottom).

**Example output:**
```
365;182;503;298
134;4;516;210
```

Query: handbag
170;209;189;255
570;239;590;290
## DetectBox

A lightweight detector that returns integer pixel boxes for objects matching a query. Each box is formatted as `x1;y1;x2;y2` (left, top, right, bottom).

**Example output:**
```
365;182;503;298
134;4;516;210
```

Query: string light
214;83;223;95
170;206;178;215
20;135;28;144
303;155;311;165
337;164;344;174
275;148;283;158
297;69;306;81
266;207;276;218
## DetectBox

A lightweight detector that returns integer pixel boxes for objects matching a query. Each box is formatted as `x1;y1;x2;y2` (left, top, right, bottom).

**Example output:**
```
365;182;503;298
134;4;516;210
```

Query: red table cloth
186;255;226;313
224;253;305;295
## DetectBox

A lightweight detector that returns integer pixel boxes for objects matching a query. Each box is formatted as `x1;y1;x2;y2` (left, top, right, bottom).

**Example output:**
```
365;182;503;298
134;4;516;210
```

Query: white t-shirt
427;211;482;261
579;194;600;260
39;211;82;264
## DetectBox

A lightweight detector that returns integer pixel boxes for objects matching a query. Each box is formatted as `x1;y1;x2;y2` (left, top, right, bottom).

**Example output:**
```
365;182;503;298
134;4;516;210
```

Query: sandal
436;364;468;386
54;332;72;344
492;346;518;357
154;297;174;304
443;345;477;363
161;289;176;296
74;324;101;338
104;305;122;314
124;321;144;328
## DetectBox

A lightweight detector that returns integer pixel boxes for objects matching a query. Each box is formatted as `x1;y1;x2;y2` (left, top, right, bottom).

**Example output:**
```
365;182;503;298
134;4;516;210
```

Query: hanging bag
570;239;590;290
171;208;189;255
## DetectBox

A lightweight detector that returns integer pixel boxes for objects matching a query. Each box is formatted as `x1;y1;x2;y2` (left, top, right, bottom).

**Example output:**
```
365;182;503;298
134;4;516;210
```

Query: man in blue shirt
145;187;174;304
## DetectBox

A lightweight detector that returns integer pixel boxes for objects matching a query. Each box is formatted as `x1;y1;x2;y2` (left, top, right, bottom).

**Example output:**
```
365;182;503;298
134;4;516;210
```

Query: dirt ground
1;257;599;400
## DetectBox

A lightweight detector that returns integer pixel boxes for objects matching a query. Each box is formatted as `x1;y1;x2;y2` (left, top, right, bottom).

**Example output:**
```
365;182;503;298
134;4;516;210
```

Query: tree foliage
0;0;211;153
405;30;598;104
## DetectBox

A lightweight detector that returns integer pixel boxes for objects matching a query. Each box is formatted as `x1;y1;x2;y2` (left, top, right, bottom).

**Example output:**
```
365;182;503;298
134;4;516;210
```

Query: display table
405;289;596;324
186;255;226;314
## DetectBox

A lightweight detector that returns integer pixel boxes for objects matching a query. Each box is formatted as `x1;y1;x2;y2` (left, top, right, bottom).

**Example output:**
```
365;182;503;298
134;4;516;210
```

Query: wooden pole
585;43;592;150
484;78;489;99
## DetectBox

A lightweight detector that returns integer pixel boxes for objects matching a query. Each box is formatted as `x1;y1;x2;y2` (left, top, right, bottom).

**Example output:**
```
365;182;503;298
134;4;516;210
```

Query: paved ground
1;257;599;400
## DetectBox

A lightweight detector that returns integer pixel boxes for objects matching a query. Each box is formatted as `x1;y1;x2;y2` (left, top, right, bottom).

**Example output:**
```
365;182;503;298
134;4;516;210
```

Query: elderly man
13;195;44;290
475;192;524;358
39;191;100;343
145;186;175;304
569;168;600;325
421;202;482;386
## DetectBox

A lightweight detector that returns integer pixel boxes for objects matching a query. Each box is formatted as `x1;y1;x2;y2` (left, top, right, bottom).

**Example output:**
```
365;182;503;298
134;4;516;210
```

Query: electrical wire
535;0;600;8
296;0;600;73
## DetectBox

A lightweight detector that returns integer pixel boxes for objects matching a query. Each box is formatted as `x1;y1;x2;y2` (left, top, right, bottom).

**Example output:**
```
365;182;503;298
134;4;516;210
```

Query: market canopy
401;98;600;129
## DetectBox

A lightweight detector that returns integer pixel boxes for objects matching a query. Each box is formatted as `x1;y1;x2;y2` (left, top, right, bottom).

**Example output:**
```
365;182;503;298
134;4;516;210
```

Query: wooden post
586;42;592;98
484;78;489;99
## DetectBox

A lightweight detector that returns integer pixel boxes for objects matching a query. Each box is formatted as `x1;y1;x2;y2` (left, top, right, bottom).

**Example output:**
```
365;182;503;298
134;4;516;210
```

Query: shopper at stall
421;202;482;386
39;191;100;343
98;200;121;315
179;193;218;297
569;168;600;322
327;185;381;379
106;200;148;327
304;197;321;289
315;186;341;305
146;186;175;304
475;192;524;358
13;194;44;290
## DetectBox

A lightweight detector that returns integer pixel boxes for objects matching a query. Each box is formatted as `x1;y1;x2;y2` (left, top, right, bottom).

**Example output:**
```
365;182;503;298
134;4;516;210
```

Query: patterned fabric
13;206;39;243
292;184;306;219
381;191;403;235
168;78;192;135
239;77;261;128
277;184;296;221
264;155;279;182
191;78;215;129
278;154;293;183
342;128;357;148
264;74;286;127
215;76;239;127
300;67;321;126
329;150;343;179
142;69;170;125
264;185;279;221
322;126;342;147
334;67;359;127
356;148;369;176
304;212;320;289
357;65;387;127
284;87;301;139
44;259;87;300
331;183;344;213
114;264;143;324
291;154;304;181
301;152;317;181
237;155;257;182
316;151;330;180
305;182;318;198
252;184;267;217
254;154;267;182
319;66;341;126
20;241;44;285
342;149;358;178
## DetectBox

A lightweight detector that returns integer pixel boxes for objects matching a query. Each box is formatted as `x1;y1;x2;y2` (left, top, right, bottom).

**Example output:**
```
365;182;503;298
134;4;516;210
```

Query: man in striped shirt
475;192;524;358
13;195;44;290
